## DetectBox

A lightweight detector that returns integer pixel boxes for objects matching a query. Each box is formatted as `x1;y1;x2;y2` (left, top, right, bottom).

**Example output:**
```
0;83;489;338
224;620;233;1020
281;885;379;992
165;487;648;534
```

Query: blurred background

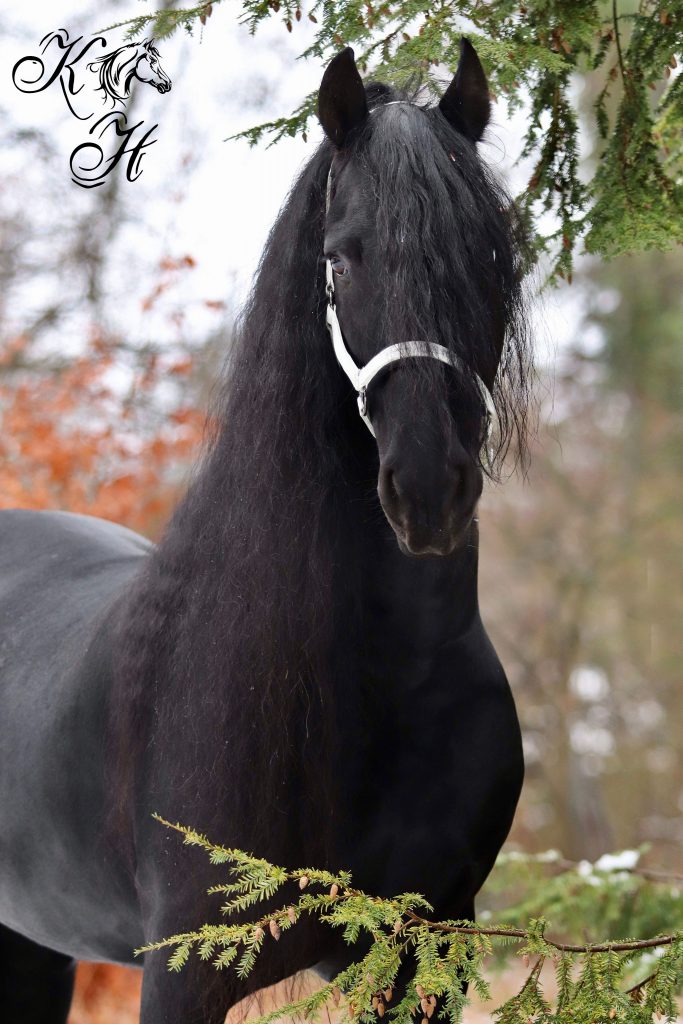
1;0;681;1020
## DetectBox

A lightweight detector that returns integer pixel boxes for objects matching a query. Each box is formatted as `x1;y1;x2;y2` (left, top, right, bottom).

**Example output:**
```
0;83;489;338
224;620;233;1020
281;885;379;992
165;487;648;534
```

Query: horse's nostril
387;469;402;502
379;465;402;510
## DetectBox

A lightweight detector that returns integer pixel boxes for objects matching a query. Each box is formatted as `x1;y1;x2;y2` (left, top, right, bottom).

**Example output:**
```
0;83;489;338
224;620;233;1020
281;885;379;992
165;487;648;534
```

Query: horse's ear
143;37;155;49
318;47;368;149
439;38;491;142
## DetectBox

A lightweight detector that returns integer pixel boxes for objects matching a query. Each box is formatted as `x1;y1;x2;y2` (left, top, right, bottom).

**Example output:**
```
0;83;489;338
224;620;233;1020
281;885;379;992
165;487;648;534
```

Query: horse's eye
330;256;348;277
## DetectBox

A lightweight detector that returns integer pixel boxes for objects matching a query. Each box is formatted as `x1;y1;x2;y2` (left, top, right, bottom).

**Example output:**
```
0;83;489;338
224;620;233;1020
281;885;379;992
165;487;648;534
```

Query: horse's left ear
439;38;491;142
318;47;368;149
143;37;155;49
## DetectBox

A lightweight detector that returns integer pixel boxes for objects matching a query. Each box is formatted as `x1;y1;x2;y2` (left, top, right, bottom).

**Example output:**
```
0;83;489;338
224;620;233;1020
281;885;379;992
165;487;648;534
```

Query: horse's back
0;507;150;591
0;508;149;707
0;510;151;962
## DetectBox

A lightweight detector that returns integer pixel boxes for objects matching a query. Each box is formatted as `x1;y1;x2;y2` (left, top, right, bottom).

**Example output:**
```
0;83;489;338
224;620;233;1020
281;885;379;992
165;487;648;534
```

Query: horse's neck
352;508;481;686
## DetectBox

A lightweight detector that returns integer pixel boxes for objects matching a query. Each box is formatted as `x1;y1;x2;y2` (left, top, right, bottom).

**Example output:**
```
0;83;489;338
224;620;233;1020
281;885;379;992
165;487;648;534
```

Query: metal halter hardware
323;120;496;438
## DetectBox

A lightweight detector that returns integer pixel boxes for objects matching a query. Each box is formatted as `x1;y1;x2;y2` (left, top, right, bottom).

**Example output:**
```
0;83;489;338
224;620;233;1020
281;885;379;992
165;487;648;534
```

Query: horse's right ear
318;47;368;149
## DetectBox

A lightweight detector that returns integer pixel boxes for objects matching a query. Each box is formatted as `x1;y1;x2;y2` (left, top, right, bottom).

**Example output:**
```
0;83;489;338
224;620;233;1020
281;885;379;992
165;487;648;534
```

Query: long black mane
110;80;532;864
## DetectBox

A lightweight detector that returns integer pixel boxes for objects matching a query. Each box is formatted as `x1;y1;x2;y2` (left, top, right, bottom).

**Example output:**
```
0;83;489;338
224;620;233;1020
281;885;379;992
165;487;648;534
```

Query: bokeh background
1;1;681;1020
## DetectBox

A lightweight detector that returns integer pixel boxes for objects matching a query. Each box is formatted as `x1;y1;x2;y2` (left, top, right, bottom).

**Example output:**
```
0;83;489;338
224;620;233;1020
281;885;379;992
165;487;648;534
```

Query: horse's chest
334;634;522;904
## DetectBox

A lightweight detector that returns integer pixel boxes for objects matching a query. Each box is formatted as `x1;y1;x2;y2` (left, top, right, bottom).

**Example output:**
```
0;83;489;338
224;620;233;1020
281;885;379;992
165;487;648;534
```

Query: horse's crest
12;29;172;188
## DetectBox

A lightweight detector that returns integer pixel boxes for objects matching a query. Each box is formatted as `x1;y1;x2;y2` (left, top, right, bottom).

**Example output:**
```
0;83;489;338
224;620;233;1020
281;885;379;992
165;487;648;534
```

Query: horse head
134;39;172;94
318;42;526;557
88;38;171;104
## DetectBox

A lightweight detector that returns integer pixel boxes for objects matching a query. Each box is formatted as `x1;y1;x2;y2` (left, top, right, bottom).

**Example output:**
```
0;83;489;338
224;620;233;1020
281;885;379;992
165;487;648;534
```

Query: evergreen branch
612;0;629;94
101;0;683;276
100;1;217;40
144;819;683;1024
405;910;680;954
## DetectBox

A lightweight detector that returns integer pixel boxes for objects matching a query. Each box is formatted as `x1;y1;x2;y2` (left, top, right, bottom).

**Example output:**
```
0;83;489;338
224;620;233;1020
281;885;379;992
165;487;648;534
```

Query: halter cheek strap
325;260;495;437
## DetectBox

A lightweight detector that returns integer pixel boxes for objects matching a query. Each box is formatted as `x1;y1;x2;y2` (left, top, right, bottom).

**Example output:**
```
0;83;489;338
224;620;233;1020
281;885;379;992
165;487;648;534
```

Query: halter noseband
324;102;496;440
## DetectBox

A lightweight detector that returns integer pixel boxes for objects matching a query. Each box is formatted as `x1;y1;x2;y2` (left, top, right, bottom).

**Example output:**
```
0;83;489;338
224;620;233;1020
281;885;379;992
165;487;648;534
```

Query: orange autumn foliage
69;964;142;1024
0;338;205;538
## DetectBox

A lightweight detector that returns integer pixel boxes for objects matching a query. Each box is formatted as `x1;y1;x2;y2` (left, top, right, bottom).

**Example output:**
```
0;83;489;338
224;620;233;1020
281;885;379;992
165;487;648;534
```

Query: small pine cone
367;973;376;987
384;988;393;1003
522;953;530;968
330;883;339;898
426;1004;434;1019
254;927;265;941
287;906;297;924
393;919;402;934
420;998;429;1014
422;1018;429;1024
429;996;437;1008
609;1011;616;1020
269;919;281;940
416;984;426;999
299;875;309;890
332;987;341;1007
372;997;380;1010
378;1003;385;1018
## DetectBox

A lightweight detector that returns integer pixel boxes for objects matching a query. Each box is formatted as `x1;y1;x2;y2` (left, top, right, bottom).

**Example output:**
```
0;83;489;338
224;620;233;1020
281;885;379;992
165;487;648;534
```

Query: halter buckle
357;387;368;418
325;260;335;304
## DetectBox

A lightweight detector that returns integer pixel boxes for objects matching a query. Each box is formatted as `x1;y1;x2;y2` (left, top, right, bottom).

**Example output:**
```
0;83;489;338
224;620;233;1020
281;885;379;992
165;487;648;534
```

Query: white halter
325;262;497;436
324;104;496;438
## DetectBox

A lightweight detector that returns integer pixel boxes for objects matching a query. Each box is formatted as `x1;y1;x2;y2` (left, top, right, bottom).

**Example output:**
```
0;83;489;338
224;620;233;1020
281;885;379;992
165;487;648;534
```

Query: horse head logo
87;38;171;105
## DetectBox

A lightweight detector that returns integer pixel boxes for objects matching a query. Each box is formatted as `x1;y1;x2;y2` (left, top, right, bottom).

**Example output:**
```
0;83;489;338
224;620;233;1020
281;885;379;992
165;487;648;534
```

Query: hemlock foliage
139;818;683;1024
106;1;683;278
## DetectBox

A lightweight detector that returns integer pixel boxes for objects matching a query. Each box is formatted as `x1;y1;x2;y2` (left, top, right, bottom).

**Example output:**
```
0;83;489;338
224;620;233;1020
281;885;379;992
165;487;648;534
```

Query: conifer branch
100;0;683;278
612;0;629;93
405;910;680;954
142;818;683;1024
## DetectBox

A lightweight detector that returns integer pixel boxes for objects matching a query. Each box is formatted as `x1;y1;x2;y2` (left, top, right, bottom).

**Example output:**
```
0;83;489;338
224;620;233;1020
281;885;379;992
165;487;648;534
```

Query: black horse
0;41;531;1024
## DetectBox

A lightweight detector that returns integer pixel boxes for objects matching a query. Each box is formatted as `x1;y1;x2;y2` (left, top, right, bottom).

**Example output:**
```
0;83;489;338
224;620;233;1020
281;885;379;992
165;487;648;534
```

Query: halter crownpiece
323;150;496;440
